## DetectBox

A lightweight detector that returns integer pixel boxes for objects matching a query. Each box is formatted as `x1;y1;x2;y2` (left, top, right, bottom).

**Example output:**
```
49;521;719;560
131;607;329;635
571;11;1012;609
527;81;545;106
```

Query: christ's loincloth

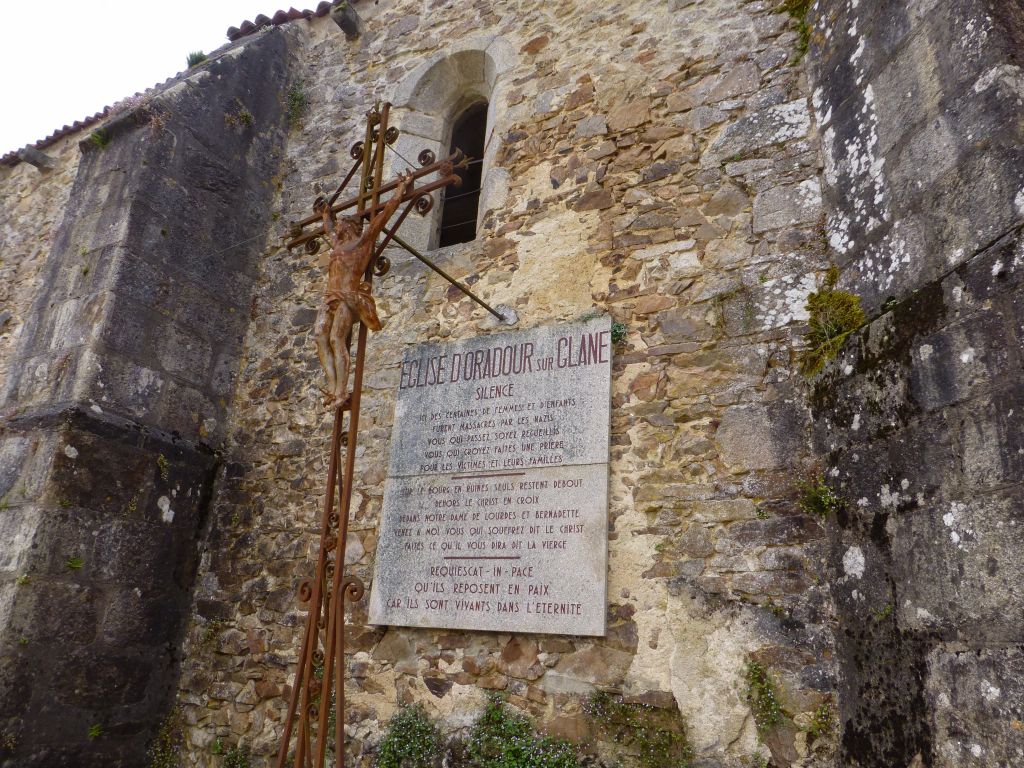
323;281;382;332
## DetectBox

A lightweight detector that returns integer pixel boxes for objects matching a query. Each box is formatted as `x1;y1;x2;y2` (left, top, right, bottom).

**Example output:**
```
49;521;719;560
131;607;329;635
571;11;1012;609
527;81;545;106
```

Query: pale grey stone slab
387;316;612;478
368;463;608;636
370;317;612;636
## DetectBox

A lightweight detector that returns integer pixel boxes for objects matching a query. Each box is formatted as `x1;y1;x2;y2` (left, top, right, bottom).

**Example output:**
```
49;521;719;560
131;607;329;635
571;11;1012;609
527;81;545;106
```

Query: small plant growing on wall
466;693;578;768
781;0;813;60
806;700;835;744
377;704;442;768
187;51;207;68
88;128;111;149
223;745;251;768
745;660;786;738
147;707;185;768
611;321;627;345
799;266;864;377
585;691;694;768
287;81;309;128
224;101;255;130
797;473;842;519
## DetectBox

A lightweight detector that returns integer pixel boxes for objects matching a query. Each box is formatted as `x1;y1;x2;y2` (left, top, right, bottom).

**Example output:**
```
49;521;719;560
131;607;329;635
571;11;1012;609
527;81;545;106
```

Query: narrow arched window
438;101;487;247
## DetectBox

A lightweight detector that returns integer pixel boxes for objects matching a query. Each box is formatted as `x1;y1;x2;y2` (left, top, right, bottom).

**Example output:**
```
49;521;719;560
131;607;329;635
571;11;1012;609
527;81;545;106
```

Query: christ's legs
329;303;355;407
315;304;336;401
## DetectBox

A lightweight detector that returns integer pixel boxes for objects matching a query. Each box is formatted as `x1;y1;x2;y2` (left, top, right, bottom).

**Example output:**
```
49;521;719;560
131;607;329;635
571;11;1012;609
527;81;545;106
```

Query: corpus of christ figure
313;171;412;410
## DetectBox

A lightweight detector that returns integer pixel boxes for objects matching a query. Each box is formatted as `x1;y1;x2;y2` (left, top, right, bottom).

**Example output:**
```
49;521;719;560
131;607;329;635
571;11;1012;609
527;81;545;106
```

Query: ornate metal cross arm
284;149;467;251
283;115;509;323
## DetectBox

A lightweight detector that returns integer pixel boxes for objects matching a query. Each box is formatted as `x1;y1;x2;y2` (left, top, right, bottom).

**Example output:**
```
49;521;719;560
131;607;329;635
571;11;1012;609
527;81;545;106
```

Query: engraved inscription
369;316;612;636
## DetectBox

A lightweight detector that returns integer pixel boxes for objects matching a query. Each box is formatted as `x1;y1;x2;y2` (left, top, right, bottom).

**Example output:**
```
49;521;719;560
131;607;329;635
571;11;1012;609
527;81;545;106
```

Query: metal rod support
384;229;506;322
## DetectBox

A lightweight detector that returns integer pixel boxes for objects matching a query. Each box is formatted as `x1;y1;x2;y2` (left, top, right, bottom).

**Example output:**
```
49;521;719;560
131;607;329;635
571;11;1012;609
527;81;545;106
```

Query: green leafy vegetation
585;691;694;768
806;700;834;743
14;574;30;586
611;321;627;345
799;266;865;377
223;745;251;768
377;704;442;768
88;724;103;740
65;556;85;570
148;708;185;768
781;0;812;61
797;473;842;519
287;81;309;127
187;51;207;68
745;661;785;738
89;128;111;149
873;603;894;622
466;693;578;768
225;102;255;130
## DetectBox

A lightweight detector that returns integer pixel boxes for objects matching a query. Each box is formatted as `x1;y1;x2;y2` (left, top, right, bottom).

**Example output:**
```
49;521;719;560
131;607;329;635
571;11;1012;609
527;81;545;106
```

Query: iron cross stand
276;103;504;768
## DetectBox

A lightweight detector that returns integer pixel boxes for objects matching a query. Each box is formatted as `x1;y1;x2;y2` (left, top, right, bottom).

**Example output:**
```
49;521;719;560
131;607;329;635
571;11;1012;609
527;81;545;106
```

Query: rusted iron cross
275;103;498;768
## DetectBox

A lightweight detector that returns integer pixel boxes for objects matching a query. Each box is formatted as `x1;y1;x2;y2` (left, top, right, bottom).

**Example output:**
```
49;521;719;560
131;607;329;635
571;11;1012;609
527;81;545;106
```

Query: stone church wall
0;135;81;412
174;2;836;767
809;1;1024;766
0;30;296;767
7;0;1022;766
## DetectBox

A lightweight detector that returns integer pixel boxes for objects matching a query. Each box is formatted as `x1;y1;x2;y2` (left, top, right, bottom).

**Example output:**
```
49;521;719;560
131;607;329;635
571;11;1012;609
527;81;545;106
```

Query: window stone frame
388;36;516;252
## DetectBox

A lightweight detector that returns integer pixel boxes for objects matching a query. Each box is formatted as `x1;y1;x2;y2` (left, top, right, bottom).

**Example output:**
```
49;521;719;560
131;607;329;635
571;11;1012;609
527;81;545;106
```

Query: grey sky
0;0;268;156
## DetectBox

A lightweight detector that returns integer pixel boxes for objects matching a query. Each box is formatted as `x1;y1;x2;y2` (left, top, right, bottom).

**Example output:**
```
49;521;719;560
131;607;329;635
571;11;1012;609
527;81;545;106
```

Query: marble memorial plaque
368;316;611;635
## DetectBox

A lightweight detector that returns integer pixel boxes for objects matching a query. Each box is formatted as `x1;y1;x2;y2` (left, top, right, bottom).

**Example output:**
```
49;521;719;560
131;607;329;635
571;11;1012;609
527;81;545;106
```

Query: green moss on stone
157;453;170;481
287;81;308;128
799;266;865;377
88;128;111;149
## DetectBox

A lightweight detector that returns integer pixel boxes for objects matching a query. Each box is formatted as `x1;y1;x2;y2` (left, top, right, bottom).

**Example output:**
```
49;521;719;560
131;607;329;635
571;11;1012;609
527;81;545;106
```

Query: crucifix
275;102;511;768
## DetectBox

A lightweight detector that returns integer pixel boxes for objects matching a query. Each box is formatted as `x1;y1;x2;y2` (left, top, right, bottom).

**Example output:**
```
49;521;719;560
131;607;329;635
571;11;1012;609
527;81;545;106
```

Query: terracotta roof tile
227;1;344;41
3;1;348;167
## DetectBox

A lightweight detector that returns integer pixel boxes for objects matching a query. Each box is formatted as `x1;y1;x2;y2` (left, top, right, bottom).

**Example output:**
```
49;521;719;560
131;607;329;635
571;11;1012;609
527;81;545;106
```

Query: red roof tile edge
226;2;342;41
1;1;347;168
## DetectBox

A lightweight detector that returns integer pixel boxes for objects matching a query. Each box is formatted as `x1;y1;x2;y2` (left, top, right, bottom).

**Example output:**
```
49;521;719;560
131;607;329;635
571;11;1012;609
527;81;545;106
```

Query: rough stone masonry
0;0;1021;767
